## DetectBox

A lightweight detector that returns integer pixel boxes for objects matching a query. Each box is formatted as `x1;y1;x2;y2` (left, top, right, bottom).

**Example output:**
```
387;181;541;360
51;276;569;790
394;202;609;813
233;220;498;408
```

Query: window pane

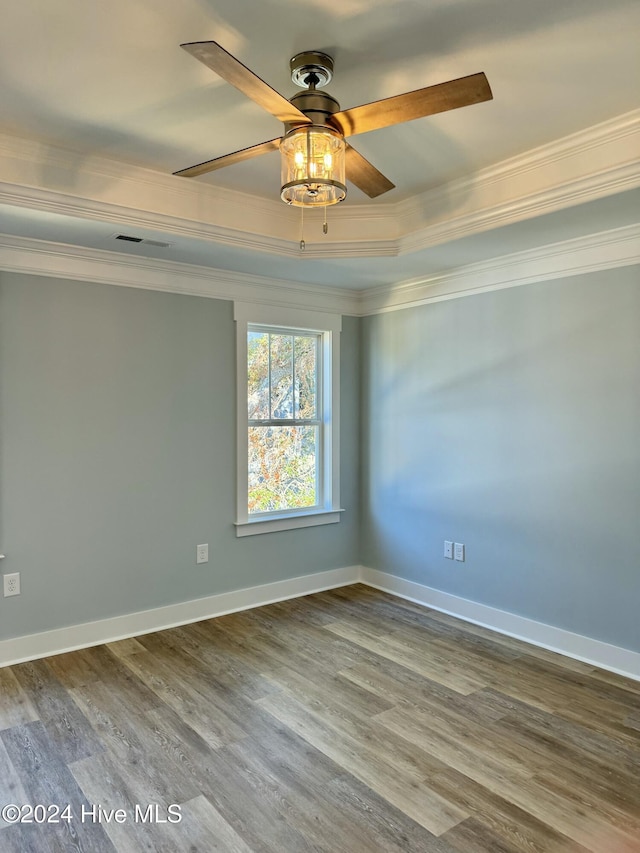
247;331;269;419
248;425;317;513
270;334;294;419
294;334;317;419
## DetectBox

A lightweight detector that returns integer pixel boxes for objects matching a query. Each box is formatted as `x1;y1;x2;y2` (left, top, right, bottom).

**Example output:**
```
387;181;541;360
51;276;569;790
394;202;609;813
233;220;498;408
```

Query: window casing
234;303;342;537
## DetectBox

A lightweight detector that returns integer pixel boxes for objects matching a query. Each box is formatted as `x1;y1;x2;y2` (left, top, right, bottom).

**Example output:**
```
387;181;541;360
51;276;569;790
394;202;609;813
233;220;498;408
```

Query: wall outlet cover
196;544;209;564
444;541;454;559
3;572;20;597
454;543;465;562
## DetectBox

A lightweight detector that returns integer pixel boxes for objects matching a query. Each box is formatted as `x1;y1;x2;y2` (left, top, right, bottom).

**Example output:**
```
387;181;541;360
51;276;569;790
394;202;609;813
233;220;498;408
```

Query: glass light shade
280;126;347;206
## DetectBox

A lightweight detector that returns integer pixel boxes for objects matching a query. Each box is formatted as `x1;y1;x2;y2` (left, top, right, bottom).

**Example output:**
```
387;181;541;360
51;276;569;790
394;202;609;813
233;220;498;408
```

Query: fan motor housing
285;89;341;132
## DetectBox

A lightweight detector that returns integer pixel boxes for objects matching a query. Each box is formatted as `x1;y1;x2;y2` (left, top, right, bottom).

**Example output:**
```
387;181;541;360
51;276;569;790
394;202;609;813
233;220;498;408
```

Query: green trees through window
247;328;321;514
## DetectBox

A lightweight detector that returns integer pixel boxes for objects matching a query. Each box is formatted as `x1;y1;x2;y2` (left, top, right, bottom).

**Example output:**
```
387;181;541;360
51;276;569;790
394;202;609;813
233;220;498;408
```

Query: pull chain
299;206;305;251
323;205;328;235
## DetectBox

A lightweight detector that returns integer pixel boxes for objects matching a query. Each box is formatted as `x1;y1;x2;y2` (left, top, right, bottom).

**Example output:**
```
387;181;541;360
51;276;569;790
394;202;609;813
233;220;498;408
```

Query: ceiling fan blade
331;72;492;137
181;41;310;125
345;144;395;198
174;138;282;178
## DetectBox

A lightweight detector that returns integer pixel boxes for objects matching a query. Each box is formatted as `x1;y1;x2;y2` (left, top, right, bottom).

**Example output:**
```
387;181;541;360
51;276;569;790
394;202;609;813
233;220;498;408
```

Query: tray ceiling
0;0;638;290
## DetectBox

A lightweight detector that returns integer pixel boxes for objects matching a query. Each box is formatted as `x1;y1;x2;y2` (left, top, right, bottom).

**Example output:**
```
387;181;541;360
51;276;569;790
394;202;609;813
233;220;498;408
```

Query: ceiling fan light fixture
280;125;346;207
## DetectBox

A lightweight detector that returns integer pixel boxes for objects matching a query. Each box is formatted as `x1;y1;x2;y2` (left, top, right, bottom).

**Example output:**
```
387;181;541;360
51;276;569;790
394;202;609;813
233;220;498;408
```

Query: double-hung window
234;303;342;536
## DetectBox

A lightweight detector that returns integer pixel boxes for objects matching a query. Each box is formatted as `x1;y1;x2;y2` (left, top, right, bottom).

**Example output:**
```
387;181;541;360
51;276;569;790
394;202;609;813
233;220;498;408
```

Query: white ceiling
0;0;639;290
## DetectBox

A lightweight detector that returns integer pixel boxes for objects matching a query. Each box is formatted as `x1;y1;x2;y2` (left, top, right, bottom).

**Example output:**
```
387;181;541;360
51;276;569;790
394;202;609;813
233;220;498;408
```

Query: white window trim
234;302;342;537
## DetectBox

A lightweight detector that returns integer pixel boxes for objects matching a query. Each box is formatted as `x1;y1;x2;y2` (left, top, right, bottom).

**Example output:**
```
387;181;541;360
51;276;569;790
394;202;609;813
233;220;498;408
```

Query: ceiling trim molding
1;224;637;320
0;233;360;315
0;181;401;260
399;161;640;256
360;223;640;315
0;133;294;225
0;182;302;258
399;108;640;219
397;110;640;253
0;109;637;261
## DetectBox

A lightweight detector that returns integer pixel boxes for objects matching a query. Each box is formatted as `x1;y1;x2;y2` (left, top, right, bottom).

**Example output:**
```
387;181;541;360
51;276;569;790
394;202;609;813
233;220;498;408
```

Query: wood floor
1;585;639;853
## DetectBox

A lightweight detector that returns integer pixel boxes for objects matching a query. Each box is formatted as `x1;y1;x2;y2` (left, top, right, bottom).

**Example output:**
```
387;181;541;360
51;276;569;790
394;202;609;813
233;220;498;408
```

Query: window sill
235;509;344;538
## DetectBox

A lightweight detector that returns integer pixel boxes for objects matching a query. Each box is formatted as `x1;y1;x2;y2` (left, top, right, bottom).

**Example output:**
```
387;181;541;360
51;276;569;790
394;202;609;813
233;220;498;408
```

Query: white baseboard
0;565;360;668
3;564;638;683
360;567;640;682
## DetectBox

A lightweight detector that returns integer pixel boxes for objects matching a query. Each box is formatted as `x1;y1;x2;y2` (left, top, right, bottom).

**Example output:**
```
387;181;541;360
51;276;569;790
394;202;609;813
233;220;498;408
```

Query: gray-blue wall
0;273;360;640
2;264;639;654
361;266;640;652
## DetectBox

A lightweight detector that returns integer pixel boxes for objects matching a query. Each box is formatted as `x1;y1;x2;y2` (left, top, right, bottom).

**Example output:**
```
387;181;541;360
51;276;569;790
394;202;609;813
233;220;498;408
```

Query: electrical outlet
454;543;465;562
196;544;209;564
444;541;454;559
3;572;20;597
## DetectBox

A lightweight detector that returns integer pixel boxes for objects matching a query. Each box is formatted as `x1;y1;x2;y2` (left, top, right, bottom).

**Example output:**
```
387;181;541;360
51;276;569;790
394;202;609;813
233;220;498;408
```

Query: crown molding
397;109;640;253
398;108;640;220
0;181;303;258
0;133;294;231
1;224;637;319
399;161;640;256
360;223;640;315
0;180;401;260
0;233;360;315
0;109;637;261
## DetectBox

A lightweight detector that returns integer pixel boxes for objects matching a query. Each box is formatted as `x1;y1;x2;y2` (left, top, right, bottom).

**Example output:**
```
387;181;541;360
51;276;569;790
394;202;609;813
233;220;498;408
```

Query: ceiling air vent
113;234;172;248
115;234;143;243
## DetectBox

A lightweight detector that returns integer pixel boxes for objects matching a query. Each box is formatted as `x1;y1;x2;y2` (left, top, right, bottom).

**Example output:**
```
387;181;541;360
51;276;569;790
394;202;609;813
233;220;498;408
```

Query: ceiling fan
174;41;493;207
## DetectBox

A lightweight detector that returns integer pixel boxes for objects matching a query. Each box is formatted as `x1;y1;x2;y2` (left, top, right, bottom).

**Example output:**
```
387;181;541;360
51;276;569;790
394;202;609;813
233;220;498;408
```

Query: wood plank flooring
1;584;639;852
